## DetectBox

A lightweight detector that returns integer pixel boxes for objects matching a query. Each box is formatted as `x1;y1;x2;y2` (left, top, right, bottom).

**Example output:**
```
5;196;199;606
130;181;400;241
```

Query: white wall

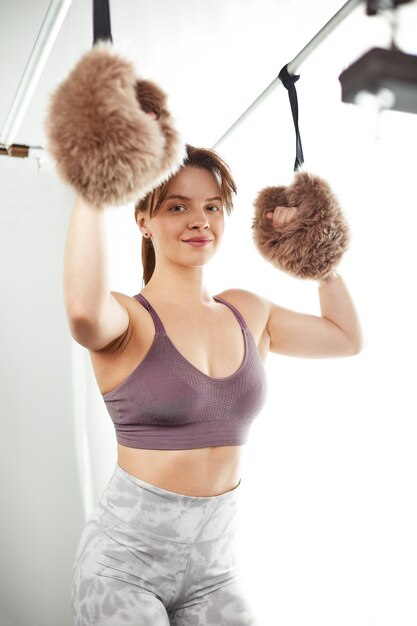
0;157;84;625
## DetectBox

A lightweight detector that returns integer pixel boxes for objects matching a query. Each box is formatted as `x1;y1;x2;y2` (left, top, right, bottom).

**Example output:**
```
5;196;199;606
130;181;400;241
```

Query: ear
136;211;146;229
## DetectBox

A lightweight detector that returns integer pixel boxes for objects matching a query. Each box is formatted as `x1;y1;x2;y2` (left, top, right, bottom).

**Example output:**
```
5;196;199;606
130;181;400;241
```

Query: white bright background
1;1;417;625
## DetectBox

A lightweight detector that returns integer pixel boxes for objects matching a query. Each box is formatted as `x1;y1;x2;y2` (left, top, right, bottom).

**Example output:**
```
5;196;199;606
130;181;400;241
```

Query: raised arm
265;272;364;358
63;195;129;351
259;204;364;358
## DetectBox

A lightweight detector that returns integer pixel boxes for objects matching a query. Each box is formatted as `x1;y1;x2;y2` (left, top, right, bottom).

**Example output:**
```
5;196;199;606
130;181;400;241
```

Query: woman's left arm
258;204;364;359
265;272;365;358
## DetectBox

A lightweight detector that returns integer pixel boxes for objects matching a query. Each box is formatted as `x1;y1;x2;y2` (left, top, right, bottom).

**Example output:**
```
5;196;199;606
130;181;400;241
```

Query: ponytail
141;235;156;288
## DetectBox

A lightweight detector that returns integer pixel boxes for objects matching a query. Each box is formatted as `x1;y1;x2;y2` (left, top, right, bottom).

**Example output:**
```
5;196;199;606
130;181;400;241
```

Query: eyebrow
165;194;222;203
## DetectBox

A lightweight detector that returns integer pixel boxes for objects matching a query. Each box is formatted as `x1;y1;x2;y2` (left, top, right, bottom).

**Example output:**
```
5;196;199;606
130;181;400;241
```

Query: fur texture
44;41;186;208
252;170;351;280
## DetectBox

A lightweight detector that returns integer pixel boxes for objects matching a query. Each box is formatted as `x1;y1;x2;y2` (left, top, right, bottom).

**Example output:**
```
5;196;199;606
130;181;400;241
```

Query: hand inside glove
251;170;351;280
266;206;298;227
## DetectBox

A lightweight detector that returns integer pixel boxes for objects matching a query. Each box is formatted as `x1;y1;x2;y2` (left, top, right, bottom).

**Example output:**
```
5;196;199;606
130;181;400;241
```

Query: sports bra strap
135;293;248;335
213;295;248;331
135;293;166;334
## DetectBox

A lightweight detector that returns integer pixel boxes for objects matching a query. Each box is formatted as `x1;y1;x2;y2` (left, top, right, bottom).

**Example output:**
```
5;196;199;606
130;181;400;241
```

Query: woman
68;139;364;625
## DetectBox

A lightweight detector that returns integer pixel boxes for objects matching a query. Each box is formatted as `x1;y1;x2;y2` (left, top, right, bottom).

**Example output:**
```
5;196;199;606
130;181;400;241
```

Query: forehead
165;166;222;198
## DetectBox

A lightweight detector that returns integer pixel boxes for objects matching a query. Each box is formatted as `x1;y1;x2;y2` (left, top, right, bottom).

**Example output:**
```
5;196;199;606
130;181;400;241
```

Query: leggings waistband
97;464;241;543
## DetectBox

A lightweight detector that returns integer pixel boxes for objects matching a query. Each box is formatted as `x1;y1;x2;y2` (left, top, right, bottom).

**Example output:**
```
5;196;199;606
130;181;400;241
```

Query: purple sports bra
102;293;268;449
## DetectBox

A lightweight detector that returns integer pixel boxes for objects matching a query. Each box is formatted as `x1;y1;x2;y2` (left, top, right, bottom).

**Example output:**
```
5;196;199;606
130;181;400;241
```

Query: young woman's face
140;166;225;267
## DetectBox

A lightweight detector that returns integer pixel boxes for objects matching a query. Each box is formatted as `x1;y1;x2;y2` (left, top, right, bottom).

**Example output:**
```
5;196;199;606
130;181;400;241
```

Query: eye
168;204;221;213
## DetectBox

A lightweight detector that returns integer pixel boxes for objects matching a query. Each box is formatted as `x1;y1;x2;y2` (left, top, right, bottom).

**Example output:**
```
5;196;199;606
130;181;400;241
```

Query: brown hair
135;144;237;286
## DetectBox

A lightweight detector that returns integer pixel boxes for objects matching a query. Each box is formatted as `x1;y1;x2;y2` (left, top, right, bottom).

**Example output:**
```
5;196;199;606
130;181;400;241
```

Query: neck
142;264;214;306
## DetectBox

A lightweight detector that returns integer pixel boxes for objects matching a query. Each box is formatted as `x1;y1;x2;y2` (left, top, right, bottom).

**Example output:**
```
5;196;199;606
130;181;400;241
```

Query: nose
188;209;211;230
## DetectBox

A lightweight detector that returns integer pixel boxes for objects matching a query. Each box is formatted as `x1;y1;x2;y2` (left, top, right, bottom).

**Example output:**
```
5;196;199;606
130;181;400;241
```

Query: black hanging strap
278;64;304;172
93;0;113;45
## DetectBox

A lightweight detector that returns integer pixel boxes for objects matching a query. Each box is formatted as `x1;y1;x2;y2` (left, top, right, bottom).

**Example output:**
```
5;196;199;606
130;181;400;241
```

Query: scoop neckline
138;292;249;381
162;328;248;382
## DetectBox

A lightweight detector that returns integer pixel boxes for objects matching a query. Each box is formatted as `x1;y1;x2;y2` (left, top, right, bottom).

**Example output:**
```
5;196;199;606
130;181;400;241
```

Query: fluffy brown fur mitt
44;41;186;208
252;170;351;280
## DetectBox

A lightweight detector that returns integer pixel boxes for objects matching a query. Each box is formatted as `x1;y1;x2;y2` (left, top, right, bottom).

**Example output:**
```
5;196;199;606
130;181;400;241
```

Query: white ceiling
1;0;416;154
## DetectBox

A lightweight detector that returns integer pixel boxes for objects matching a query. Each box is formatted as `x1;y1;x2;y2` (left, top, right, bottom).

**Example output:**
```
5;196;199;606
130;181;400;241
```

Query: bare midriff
117;443;243;497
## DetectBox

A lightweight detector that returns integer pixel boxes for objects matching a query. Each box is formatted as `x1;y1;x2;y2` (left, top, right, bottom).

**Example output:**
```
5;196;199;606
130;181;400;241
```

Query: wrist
318;270;340;285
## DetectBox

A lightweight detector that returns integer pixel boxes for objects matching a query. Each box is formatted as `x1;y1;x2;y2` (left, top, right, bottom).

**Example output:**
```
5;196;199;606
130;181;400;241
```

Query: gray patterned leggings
71;463;258;625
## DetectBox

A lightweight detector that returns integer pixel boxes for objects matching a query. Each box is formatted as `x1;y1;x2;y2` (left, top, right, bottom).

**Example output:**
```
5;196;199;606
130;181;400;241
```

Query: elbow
349;345;363;357
65;296;102;326
66;313;99;349
66;307;93;327
347;335;366;356
66;306;99;334
67;312;91;334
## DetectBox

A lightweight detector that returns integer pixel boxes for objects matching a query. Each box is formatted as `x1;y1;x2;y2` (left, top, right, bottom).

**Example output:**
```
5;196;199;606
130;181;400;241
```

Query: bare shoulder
108;288;150;325
87;289;152;394
110;289;137;307
89;290;142;355
216;288;270;319
215;288;271;348
110;289;147;320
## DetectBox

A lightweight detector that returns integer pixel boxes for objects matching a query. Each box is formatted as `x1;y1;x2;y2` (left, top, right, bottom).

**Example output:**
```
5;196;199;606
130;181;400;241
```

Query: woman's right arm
63;195;130;351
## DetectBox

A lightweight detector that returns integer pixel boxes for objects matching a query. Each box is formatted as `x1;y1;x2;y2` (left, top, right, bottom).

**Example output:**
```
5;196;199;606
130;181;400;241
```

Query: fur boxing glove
251;170;351;280
44;40;186;208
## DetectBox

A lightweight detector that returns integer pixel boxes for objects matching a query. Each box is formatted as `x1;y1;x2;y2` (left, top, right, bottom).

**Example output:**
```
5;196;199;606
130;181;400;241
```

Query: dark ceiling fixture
339;0;417;114
365;0;411;15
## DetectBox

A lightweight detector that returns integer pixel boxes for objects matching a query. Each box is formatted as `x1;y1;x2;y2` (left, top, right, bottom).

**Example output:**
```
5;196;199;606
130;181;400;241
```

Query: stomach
117;443;243;497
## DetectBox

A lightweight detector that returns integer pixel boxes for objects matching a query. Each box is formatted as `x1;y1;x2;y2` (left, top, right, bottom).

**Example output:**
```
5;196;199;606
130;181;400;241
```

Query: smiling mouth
183;239;212;246
182;237;212;241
